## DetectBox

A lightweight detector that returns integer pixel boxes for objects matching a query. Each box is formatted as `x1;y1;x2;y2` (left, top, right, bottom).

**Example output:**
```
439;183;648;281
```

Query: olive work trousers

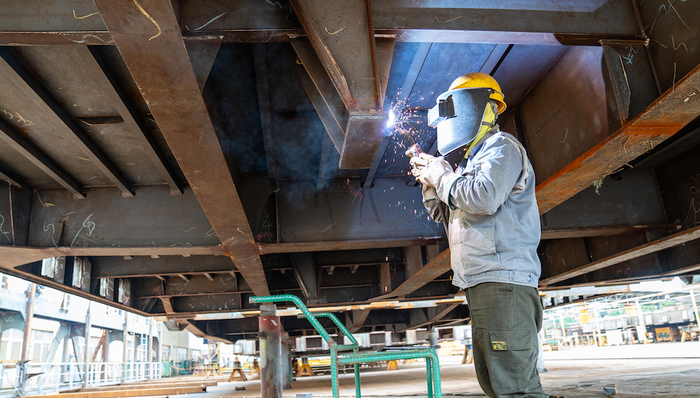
464;282;546;398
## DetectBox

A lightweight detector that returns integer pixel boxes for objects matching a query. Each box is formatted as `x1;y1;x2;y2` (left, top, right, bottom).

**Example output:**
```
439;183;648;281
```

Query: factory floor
197;342;700;398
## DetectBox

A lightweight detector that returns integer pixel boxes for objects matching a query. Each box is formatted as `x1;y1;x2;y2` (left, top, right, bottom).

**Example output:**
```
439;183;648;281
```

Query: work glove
410;153;453;188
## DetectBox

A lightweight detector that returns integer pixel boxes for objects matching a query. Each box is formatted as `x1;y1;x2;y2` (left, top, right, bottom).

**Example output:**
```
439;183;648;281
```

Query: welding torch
406;144;449;233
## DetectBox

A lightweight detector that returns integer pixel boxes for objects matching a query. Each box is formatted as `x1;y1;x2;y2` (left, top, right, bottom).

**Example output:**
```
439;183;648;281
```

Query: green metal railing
249;294;441;398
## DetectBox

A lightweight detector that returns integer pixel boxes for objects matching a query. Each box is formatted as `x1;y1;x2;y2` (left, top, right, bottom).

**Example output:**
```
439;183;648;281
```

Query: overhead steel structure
1;0;700;342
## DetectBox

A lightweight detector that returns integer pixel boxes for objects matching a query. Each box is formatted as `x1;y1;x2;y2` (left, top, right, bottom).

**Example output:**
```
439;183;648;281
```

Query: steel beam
400;302;459;332
290;38;347;152
347;309;370;333
290;253;318;302
0;48;134;197
0;164;23;188
541;225;680;240
536;62;700;214
0;117;84;198
91;256;233;278
183;37;223;92
253;44;278;181
289;0;380;112
1;1;643;46
377;249;451;300
86;46;183;196
541;225;700;286
93;0;269;295
132;274;239;298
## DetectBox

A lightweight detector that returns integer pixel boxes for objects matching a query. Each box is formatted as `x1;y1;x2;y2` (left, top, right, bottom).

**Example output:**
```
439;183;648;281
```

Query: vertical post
82;304;91;388
635;299;649;343
259;304;283;398
133;333;140;379
558;316;566;346
19;283;37;394
690;289;700;329
0;313;4;390
282;332;292;390
330;346;338;398
122;313;128;383
61;328;71;385
594;307;603;346
147;319;153;379
428;329;439;347
103;331;110;383
157;322;162;379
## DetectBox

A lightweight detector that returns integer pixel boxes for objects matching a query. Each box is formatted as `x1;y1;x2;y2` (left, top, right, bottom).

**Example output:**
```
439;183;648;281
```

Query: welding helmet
428;73;506;155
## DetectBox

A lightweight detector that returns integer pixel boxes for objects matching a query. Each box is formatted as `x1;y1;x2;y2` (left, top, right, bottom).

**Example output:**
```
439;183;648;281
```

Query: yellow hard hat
449;72;506;114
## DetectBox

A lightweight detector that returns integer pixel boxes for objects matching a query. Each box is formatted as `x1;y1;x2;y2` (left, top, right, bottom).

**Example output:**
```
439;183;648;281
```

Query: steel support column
93;0;270;296
259;303;283;398
82;304;91;388
122;312;128;383
18;283;36;394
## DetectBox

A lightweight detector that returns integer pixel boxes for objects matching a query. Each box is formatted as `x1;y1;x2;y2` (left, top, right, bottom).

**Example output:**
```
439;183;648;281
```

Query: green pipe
354;362;361;398
298;312;359;346
338;349;441;398
330;346;339;398
426;355;434;398
250;294;332;343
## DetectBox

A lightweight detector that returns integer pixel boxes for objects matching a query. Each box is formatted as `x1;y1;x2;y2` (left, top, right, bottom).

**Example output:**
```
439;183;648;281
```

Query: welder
410;73;549;397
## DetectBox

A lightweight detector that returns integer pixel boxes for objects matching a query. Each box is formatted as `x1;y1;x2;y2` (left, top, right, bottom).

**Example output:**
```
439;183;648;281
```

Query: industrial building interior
1;0;700;397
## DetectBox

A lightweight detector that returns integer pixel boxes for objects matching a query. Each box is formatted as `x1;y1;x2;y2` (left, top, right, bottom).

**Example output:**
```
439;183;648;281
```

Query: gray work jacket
423;131;541;289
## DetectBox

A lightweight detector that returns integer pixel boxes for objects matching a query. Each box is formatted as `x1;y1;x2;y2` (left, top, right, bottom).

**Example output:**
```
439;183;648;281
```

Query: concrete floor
197;343;700;398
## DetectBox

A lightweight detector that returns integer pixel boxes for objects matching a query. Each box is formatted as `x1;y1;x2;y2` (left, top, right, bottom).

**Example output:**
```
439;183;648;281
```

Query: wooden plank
38;385;206;398
79;380;218;392
540;225;700;286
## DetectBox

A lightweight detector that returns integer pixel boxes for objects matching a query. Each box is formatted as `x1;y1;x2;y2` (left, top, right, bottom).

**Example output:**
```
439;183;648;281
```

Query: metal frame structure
0;0;698;343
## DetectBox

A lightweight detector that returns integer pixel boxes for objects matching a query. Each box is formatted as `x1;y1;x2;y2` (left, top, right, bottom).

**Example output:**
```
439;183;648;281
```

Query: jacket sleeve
421;184;448;223
435;137;523;215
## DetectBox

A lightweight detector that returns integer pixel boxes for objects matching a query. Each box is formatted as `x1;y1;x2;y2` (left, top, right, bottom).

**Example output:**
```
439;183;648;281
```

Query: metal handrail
298;312;359;346
249;294;441;398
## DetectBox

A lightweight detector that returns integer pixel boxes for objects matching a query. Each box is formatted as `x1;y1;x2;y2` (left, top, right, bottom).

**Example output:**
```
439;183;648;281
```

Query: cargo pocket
489;331;532;351
487;331;537;394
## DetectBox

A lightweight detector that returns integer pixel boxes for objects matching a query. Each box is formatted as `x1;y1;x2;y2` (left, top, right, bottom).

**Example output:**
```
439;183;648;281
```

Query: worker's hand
415;155;453;188
410;152;433;181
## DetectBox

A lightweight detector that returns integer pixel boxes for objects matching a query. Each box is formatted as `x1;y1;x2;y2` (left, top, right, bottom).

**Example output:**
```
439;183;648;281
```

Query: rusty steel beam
132;274;238;298
0;164;23;188
290;38;347;152
183;37;223;92
375;249;451;300
0;48;134;198
1;1;643;46
93;0;269;295
540;225;700;286
0;117;84;198
289;0;380;112
91;256;233;278
347;309;371;333
536;62;700;214
541;224;681;240
86;46;183;196
399;302;460;332
253;44;278;181
257;236;444;254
